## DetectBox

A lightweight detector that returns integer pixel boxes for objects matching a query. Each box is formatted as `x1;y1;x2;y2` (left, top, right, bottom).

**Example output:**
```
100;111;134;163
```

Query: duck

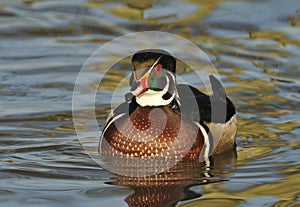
99;49;237;160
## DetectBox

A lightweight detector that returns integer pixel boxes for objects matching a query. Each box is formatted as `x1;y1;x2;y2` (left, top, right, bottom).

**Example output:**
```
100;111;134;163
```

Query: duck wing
176;75;235;124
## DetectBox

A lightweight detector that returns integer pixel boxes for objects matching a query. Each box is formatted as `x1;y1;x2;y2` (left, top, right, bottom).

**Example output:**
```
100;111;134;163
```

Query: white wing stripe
194;122;210;160
102;113;126;136
99;113;127;153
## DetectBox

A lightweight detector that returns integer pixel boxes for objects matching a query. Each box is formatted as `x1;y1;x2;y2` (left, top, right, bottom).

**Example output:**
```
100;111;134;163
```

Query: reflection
109;0;200;22
288;10;300;27
107;149;237;207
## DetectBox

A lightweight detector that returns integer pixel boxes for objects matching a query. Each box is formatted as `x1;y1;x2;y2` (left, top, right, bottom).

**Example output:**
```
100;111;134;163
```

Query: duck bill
125;72;149;102
132;72;149;96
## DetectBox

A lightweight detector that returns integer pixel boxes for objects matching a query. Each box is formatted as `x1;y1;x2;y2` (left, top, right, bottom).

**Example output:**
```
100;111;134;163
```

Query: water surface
0;0;300;206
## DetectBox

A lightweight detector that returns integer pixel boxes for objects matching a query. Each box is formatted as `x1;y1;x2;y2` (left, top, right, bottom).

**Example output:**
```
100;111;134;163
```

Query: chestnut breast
100;106;204;159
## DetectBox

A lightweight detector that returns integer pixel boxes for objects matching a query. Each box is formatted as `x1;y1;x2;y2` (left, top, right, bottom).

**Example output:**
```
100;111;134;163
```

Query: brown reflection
107;149;237;207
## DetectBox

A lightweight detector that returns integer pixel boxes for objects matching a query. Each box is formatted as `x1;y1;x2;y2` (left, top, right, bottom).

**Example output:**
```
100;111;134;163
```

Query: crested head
132;49;176;73
126;49;178;107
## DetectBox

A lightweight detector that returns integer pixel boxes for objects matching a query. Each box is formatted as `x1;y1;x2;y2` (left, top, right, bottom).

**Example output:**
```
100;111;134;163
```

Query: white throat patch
136;89;175;107
136;74;176;107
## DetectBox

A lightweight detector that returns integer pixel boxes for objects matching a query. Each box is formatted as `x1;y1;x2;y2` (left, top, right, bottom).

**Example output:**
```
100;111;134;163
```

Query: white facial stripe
148;55;163;73
133;56;163;80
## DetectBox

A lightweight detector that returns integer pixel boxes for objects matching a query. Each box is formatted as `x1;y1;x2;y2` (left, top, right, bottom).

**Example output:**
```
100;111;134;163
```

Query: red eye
155;64;163;74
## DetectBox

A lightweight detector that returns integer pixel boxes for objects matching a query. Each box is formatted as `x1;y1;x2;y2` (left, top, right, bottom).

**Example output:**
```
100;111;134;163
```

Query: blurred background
0;0;299;206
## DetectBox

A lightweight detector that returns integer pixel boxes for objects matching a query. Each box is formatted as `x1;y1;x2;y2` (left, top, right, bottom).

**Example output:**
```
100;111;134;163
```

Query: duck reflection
107;149;237;207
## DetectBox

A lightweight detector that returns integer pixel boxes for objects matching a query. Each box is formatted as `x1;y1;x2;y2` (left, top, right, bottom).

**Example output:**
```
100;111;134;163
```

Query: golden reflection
250;31;300;46
109;4;145;20
268;121;298;132
288;11;300;27
181;169;300;207
237;115;282;143
252;61;278;76
54;124;75;132
107;0;232;24
237;146;274;163
96;69;128;91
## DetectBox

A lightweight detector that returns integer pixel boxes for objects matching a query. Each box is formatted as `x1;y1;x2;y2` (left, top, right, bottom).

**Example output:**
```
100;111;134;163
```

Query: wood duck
99;49;237;160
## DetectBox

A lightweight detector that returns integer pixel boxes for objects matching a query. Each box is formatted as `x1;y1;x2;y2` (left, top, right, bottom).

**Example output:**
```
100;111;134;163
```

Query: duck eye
155;64;163;74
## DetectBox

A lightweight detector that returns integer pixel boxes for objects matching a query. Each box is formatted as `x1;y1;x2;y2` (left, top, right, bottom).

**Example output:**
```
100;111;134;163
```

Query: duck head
125;49;177;107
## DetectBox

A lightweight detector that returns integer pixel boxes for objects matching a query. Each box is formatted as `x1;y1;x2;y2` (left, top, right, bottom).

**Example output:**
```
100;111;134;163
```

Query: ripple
0;0;299;207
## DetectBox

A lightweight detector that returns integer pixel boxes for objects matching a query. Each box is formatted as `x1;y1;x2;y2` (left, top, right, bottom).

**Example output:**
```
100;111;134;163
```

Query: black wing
176;75;235;123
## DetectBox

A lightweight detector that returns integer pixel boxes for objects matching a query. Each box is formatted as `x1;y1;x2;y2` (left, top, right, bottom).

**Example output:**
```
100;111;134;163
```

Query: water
0;0;300;206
